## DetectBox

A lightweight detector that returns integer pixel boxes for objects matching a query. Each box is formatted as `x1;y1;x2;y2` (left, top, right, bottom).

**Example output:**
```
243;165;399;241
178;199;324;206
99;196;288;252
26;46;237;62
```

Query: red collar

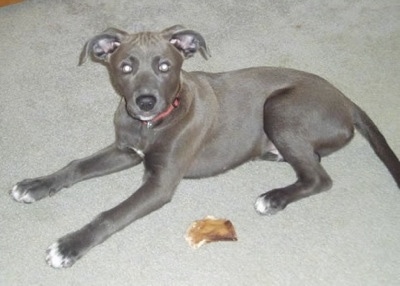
143;88;181;128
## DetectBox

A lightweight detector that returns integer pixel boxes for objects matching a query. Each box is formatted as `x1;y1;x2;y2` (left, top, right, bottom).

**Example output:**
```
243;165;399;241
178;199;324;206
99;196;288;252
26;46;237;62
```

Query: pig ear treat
185;216;238;249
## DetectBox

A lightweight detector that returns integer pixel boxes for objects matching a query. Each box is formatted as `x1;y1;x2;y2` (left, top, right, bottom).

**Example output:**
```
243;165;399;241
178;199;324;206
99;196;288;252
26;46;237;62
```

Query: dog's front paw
255;190;288;215
10;184;36;203
46;237;84;268
46;229;93;268
46;242;78;268
10;178;57;203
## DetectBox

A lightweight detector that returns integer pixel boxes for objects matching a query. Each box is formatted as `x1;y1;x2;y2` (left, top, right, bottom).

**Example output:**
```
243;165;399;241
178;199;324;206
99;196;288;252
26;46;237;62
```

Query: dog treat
185;216;237;249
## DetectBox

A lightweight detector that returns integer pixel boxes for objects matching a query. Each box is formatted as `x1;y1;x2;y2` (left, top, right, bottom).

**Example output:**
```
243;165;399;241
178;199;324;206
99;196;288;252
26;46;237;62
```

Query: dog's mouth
126;97;180;126
126;106;158;121
125;85;181;125
136;114;156;121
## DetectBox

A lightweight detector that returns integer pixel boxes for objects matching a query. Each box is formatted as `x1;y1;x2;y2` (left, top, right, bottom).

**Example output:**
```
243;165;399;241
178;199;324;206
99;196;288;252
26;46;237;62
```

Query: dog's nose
136;95;157;111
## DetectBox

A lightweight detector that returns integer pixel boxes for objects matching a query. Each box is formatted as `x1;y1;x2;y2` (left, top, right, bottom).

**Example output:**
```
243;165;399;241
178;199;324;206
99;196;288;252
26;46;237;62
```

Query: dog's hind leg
255;87;354;215
256;140;334;216
260;145;321;163
255;142;332;215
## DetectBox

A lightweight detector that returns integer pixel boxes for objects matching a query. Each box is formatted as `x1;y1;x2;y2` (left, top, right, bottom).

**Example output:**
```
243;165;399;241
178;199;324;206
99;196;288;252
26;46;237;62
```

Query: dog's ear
163;26;210;60
79;28;128;65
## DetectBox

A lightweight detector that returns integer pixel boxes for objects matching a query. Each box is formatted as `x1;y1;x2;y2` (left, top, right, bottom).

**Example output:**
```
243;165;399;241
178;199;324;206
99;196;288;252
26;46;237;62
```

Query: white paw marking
255;196;268;214
10;184;36;203
46;242;72;268
255;196;278;216
271;150;284;161
266;142;284;161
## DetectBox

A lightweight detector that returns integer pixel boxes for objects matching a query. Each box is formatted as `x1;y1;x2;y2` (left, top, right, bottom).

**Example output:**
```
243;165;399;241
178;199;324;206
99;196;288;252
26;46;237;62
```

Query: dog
10;25;400;268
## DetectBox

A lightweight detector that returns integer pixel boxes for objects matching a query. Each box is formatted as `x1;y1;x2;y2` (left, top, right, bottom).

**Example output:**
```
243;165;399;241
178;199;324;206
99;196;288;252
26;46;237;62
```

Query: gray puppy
11;26;400;268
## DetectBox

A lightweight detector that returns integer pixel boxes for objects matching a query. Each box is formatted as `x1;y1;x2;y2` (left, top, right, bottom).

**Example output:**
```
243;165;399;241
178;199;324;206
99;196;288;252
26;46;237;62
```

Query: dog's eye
122;64;133;73
159;62;170;72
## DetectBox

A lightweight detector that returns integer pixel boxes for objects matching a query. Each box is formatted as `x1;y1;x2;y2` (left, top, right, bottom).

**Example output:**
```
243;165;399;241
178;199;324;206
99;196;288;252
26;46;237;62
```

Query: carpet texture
1;1;399;285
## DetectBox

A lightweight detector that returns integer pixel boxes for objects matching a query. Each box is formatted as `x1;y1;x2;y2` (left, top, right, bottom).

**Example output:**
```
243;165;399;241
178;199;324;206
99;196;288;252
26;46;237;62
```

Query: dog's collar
142;86;181;128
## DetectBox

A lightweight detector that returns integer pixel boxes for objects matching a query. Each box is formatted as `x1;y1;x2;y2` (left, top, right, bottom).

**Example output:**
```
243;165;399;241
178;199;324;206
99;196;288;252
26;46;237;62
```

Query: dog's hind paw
255;191;287;215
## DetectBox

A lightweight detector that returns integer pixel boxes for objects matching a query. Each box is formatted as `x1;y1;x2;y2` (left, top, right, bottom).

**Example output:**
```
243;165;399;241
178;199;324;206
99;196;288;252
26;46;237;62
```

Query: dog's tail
352;103;400;188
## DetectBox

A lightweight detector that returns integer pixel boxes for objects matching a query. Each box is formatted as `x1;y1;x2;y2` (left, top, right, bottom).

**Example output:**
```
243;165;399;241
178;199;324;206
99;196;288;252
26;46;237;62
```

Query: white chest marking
131;147;145;159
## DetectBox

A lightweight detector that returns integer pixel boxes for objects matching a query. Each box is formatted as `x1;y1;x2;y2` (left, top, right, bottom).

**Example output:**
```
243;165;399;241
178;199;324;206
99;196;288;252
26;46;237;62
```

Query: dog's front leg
45;161;182;268
10;143;140;203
